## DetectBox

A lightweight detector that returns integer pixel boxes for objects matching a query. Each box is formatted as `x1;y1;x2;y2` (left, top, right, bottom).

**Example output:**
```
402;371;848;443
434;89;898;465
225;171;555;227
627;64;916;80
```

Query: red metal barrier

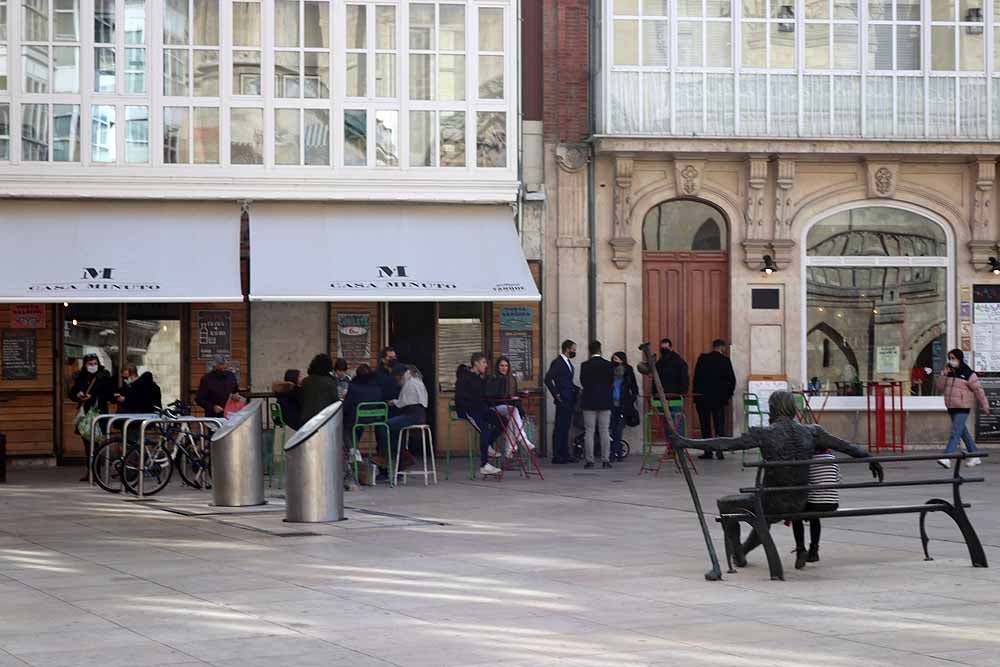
866;381;905;453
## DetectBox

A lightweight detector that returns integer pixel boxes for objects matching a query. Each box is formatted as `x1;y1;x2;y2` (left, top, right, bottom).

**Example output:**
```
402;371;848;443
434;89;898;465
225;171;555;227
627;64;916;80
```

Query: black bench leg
719;518;736;574
752;517;784;581
921;499;989;568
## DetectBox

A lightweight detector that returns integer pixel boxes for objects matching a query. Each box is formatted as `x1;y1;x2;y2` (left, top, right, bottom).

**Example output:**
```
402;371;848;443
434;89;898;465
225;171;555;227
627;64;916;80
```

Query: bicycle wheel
619;440;631;459
122;439;174;496
92;439;125;494
175;435;212;490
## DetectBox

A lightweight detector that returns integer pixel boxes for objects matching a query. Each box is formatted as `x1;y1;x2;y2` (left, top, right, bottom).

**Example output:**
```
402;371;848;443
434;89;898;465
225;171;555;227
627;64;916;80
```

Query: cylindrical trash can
285;401;345;523
210;399;265;507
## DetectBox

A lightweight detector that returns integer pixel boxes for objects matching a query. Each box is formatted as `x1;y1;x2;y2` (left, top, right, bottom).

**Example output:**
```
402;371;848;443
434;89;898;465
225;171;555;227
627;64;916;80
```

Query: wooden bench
717;452;989;581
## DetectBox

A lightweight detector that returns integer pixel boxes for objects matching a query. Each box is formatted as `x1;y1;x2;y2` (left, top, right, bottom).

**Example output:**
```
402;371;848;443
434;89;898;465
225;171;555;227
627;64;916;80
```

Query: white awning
249;203;540;302
0;201;243;303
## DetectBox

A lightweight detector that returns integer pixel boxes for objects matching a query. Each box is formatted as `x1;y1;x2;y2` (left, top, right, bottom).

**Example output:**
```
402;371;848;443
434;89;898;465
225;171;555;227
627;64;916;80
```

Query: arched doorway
642;199;730;436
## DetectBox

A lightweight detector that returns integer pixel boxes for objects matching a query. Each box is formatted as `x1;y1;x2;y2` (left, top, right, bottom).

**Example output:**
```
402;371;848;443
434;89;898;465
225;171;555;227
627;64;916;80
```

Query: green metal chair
268;402;287;489
742;393;764;464
641;397;688;475
791;391;816;424
448;401;482;480
352;402;392;486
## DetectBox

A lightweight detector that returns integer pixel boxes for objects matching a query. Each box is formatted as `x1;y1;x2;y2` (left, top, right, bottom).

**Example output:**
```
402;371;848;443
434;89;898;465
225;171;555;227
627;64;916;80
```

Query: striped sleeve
807;453;839;504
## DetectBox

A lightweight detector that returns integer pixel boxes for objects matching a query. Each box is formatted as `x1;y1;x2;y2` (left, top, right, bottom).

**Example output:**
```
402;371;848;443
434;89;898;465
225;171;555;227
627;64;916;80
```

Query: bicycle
157;401;214;490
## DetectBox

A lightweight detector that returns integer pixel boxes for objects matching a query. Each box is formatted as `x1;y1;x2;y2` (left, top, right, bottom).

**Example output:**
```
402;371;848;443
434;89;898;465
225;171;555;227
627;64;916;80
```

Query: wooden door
643;251;729;436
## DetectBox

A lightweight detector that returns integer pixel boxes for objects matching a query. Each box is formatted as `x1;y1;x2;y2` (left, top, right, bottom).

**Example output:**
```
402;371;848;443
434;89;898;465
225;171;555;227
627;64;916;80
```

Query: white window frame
800;201;954;413
0;0;517;191
604;0;997;139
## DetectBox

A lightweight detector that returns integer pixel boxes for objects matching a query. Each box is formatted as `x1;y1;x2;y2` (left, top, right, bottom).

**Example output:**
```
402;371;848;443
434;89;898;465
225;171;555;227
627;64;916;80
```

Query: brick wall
543;0;591;143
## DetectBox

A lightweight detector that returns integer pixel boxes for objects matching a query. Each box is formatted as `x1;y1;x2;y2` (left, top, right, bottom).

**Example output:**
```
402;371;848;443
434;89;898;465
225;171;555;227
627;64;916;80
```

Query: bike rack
88;413;160;486
131;416;225;499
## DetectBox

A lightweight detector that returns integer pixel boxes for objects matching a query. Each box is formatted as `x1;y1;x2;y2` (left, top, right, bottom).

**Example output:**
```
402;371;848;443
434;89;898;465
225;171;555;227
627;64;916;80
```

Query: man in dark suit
692;339;737;460
544;339;578;464
580;340;615;469
656;337;690;434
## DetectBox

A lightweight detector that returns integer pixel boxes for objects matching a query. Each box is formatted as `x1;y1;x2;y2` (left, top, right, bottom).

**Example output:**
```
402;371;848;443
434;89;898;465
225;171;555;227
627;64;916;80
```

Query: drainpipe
586;0;599;343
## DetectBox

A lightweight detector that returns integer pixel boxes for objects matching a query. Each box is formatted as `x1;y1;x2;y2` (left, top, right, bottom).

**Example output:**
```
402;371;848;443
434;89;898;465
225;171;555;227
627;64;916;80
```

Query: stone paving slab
0;454;998;666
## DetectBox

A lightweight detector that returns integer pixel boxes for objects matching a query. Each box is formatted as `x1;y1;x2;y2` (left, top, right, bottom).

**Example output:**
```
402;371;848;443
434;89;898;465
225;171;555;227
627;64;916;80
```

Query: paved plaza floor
0;453;999;667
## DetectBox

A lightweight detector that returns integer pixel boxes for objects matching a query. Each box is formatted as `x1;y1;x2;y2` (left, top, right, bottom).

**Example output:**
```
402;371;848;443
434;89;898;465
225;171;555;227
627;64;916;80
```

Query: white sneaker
966;457;982;467
480;463;502;475
937;458;952;469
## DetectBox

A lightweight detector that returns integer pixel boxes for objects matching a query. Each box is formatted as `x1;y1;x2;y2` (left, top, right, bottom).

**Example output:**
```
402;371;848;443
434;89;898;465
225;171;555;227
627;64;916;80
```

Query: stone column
969;158;998;270
554;143;591;342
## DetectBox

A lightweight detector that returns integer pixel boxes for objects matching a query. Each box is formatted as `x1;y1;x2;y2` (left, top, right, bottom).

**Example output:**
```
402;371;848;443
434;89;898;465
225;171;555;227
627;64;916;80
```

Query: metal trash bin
284;401;345;523
210;399;266;507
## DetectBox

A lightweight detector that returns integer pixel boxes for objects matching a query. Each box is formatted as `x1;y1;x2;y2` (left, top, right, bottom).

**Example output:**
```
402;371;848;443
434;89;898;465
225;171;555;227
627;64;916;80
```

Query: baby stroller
571;404;631;461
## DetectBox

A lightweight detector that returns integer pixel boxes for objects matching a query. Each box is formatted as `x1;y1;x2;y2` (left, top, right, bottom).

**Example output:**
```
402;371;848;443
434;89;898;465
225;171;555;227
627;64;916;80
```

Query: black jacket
195;369;239;416
692;351;736;406
544;356;577;405
580;356;615;411
300;373;339;424
656;350;689;397
343;380;384;431
375;361;404;401
455;365;488;417
614;365;640;409
271;380;304;430
119;372;162;413
71;368;115;413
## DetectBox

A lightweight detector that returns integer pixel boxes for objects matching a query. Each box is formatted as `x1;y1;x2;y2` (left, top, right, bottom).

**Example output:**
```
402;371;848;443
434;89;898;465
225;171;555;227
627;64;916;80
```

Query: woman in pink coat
936;349;988;468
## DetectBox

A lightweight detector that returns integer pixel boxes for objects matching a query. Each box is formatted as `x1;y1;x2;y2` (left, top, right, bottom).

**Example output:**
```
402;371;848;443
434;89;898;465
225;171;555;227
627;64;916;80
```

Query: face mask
124;377;134;385
567;351;576;359
948;359;960;368
660;347;669;355
86;364;98;374
613;360;622;366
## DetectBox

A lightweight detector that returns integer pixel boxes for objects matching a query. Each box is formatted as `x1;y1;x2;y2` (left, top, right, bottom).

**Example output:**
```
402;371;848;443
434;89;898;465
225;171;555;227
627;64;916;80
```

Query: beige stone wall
250;302;329;392
575;145;1000;445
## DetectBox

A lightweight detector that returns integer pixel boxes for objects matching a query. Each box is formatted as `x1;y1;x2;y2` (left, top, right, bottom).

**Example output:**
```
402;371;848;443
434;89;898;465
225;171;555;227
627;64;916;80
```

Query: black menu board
2;330;37;381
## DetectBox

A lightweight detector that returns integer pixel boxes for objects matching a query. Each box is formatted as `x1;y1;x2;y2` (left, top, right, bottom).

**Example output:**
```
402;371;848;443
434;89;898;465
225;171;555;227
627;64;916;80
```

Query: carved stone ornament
555;143;589;173
865;161;899;199
674;160;705;197
610;157;636;269
744;156;768;239
971;159;997;241
773;158;796;237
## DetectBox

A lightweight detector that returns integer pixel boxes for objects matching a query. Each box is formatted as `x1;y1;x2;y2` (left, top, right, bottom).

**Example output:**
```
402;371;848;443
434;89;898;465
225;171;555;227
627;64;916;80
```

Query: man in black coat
580;340;615;469
544;339;579;464
116;365;162;413
656;338;689;398
692;339;737;460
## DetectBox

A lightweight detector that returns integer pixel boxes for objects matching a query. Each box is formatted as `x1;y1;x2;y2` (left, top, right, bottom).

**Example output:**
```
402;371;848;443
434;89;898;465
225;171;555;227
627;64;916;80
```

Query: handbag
73;377;102;441
624;402;641;428
224;396;247;418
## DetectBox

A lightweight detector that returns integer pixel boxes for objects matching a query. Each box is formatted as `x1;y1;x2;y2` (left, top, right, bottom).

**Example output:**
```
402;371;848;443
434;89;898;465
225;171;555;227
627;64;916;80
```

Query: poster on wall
976;378;1000;441
197;310;232;360
961;321;973;352
875;346;900;374
499;307;534;331
500;331;534;380
2;330;38;380
337;313;371;367
10;305;46;329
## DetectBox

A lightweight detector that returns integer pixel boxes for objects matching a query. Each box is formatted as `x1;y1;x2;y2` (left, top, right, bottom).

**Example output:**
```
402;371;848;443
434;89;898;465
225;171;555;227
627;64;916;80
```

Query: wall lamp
988;256;1000;275
777;5;795;32
761;255;778;275
966;8;984;35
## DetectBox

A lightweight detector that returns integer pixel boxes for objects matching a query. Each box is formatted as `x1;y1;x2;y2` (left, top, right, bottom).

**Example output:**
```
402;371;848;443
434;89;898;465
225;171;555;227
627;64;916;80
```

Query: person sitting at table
486;356;534;451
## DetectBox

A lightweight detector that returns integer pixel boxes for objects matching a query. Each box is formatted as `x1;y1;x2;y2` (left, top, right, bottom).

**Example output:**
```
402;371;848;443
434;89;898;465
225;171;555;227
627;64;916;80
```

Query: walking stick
638;342;723;582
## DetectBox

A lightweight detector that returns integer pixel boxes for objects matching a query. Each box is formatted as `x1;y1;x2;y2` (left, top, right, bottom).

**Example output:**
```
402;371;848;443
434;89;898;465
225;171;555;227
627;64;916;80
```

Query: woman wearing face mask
610;352;639;463
936;349;988;468
71;354;115;480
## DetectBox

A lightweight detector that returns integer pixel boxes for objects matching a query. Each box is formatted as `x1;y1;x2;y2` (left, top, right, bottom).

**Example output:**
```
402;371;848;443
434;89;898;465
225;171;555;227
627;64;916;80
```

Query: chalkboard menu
197;310;232;360
336;313;372;367
500;331;533;381
975;377;1000;442
2;330;37;381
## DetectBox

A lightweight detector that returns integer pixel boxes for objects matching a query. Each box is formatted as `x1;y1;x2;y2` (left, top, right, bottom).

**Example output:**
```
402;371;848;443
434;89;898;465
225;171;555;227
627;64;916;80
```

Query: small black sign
197;310;232;361
973;284;1000;303
975;377;1000;442
751;288;781;310
500;331;533;381
2;330;38;381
